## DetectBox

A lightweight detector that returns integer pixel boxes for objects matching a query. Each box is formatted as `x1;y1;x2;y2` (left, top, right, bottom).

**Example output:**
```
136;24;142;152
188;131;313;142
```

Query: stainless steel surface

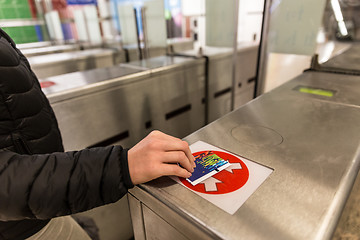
124;46;141;62
128;194;146;240
270;71;360;107
121;55;203;71
148;46;167;59
129;187;216;240
45;56;205;151
321;43;360;72
45;67;149;151
21;44;80;57
234;44;259;109
183;45;257;123
40;65;146;101
234;83;255;109
130;71;360;239
124;44;168;61
28;48;125;78
167;38;194;52
142;205;188;240
121;56;206;140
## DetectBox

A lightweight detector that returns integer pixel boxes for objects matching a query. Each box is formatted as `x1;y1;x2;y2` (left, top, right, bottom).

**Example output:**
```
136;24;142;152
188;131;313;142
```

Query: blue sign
67;0;97;5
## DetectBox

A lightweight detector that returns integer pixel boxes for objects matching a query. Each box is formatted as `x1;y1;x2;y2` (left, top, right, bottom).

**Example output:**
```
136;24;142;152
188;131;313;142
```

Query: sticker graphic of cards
187;151;231;186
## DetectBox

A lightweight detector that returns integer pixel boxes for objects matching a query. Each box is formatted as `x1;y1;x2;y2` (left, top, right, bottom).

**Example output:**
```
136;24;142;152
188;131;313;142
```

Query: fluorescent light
331;0;344;21
330;0;348;36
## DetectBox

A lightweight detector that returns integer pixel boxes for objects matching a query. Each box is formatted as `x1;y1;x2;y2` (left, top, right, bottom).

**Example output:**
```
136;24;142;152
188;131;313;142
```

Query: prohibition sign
180;150;249;194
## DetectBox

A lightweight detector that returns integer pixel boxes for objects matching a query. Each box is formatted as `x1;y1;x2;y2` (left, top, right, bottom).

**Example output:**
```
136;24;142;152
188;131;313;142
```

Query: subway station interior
0;0;360;239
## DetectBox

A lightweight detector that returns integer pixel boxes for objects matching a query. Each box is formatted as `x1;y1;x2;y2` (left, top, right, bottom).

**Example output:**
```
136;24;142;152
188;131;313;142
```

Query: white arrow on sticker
224;163;242;173
201;177;222;192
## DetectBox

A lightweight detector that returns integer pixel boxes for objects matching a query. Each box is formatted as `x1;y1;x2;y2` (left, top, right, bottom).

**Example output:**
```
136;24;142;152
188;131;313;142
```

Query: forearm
0;145;133;221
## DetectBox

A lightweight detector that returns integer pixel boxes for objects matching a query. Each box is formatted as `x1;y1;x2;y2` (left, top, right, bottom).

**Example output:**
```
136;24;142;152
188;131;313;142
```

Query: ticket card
187;151;231;186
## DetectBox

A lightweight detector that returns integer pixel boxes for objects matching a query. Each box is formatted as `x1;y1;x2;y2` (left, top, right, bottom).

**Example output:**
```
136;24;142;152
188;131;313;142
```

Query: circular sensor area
231;125;283;147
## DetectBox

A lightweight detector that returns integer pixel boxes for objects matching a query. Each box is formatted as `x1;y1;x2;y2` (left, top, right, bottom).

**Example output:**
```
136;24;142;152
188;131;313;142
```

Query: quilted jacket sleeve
0;145;134;221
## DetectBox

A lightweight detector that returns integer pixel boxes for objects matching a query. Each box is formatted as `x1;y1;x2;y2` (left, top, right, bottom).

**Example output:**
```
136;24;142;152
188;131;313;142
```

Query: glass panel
257;0;360;95
143;0;167;48
117;1;138;46
205;0;237;47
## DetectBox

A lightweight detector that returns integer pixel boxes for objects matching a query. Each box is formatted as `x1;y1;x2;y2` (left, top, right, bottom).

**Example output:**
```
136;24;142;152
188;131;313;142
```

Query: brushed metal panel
139;61;205;139
52;84;135;150
270;71;360;107
130;187;217;240
50;56;205;151
167;38;194;52
128;194;146;240
234;82;255;109
41;66;146;99
143;206;189;240
180;45;258;123
236;45;258;91
321;43;360;72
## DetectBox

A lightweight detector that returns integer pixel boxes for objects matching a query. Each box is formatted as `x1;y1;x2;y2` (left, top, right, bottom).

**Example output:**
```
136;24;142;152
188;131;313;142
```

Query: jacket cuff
120;148;134;189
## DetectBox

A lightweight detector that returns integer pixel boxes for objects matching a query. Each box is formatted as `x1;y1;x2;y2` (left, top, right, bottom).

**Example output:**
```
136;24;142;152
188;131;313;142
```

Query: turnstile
128;71;360;240
41;55;205;152
39;55;205;240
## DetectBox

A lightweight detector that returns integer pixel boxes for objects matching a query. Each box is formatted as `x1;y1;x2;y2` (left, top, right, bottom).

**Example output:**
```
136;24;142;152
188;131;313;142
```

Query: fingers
161;163;192;179
159;138;195;166
150;131;196;168
161;151;194;173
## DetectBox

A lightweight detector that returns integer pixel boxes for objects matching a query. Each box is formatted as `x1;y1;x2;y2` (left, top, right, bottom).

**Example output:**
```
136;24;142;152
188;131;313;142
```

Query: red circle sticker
40;81;56;88
180;151;249;194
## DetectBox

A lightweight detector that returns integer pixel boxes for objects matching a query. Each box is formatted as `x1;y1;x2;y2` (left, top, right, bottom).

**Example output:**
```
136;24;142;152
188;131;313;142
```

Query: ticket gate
128;71;360;240
42;55;205;152
40;55;205;240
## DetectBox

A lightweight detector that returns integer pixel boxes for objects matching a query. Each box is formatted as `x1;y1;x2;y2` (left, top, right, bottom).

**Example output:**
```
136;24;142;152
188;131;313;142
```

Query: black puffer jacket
0;29;133;240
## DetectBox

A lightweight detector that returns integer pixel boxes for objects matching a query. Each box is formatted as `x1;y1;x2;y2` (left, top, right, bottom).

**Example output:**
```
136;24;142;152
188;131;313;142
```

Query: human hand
128;130;196;185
